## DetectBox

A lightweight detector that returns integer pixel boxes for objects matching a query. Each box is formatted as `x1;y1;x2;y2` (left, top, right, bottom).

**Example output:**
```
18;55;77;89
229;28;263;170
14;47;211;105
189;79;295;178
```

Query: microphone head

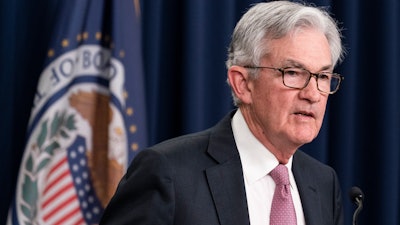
349;186;364;203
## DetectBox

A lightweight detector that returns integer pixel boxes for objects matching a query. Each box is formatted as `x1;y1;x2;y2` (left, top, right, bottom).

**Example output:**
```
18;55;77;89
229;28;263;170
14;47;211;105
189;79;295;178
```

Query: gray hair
226;1;345;105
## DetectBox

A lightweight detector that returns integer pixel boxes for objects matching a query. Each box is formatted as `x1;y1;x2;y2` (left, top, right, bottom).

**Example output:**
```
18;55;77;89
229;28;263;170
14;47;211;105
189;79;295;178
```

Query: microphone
349;186;364;225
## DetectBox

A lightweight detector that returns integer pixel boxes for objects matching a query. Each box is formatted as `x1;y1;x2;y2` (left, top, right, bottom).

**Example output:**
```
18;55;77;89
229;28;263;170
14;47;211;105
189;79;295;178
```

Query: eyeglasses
243;66;344;94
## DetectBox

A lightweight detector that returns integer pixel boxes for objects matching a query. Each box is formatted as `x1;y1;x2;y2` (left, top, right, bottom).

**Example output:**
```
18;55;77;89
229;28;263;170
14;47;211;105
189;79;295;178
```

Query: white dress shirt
231;109;306;225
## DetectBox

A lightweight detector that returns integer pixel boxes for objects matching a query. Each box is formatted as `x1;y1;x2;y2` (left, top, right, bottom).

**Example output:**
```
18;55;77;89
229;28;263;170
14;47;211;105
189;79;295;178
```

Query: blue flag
8;0;147;224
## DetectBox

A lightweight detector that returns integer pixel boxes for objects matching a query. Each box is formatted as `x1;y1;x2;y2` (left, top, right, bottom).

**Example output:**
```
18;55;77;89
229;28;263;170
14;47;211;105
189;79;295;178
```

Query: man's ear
227;65;253;104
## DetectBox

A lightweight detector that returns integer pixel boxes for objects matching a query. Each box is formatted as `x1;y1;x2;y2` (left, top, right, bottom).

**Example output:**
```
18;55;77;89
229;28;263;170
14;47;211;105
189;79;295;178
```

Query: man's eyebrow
281;59;332;71
281;59;304;68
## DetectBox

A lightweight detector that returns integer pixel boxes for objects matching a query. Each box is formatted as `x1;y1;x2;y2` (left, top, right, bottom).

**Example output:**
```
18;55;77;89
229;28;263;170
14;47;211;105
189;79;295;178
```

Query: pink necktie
269;164;297;225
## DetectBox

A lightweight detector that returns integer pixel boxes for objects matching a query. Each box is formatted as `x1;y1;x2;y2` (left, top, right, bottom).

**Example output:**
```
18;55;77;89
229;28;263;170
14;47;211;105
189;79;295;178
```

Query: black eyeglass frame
243;65;344;94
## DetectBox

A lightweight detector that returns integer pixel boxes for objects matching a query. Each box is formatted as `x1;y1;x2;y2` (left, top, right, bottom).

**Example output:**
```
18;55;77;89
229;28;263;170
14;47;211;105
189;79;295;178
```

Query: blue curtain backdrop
1;0;399;225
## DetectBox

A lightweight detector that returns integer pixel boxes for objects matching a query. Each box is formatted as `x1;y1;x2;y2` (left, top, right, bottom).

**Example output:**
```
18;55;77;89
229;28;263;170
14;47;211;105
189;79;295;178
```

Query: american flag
40;136;103;225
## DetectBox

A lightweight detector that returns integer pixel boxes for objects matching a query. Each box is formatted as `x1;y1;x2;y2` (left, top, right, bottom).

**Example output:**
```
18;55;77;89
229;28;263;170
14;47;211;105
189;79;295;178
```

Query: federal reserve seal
14;45;128;225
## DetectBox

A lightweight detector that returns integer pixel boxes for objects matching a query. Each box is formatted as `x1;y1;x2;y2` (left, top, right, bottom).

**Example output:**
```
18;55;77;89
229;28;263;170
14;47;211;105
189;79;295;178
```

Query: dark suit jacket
100;111;344;225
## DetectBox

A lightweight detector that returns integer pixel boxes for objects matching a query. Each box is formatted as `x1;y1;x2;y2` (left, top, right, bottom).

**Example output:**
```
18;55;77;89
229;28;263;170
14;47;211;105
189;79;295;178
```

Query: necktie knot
270;164;290;186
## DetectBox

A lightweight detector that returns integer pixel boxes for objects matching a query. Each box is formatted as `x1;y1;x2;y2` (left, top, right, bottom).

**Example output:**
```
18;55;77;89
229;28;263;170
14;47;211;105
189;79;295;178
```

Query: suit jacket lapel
205;111;250;225
293;152;323;225
206;158;250;225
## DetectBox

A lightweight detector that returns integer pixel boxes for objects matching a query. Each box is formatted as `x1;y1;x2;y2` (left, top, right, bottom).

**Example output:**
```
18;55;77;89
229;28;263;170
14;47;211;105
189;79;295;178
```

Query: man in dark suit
100;1;345;225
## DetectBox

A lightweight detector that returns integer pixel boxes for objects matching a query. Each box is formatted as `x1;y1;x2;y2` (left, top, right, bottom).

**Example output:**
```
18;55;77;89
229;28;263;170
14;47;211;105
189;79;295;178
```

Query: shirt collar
232;109;293;184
